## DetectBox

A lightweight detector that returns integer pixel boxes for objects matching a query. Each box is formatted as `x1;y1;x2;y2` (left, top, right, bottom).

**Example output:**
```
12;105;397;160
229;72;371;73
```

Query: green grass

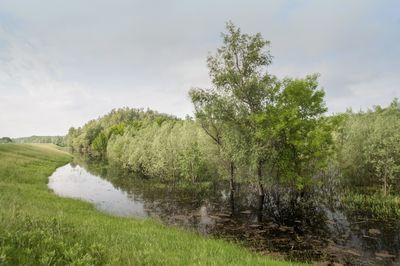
342;191;400;219
0;144;301;265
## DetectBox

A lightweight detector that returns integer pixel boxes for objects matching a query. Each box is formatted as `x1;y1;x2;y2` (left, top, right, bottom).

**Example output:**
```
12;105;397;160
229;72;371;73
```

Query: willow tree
190;89;240;213
336;99;400;195
191;22;280;217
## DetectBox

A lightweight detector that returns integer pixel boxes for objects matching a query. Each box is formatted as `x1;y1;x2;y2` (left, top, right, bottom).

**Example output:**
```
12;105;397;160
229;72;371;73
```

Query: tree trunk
229;161;235;216
383;169;388;196
257;161;265;222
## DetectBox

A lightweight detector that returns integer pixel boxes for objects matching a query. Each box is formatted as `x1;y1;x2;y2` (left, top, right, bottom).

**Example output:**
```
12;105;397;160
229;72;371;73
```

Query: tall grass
342;191;400;219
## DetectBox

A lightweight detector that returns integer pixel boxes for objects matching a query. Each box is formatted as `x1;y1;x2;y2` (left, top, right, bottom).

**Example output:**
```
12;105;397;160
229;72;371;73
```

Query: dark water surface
48;160;400;265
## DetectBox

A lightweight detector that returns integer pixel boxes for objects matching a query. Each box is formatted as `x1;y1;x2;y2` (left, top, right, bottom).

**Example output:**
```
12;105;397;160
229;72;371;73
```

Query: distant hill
12;136;65;146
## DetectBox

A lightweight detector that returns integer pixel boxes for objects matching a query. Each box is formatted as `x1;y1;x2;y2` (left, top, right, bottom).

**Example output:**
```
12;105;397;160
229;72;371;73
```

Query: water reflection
48;160;400;265
48;164;146;217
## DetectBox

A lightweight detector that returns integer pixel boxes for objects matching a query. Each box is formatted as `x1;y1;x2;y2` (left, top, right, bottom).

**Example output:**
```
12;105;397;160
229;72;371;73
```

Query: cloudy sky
1;0;399;137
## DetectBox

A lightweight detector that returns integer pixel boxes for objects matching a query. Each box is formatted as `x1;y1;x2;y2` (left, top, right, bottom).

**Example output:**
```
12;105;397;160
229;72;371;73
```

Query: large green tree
191;22;280;217
191;23;332;219
266;75;331;190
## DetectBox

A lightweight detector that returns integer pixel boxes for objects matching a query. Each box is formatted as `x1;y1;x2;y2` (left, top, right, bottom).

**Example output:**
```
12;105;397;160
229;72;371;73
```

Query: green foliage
335;99;400;195
63;22;334;195
106;123;126;138
342;192;400;219
91;132;108;156
66;108;176;157
267;75;331;188
191;22;330;191
64;106;221;182
107;120;219;182
89;123;126;157
207;21;272;94
191;22;279;192
63;23;332;193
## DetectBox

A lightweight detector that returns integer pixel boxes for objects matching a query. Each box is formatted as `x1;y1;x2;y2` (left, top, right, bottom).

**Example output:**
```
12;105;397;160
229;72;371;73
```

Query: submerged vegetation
0;144;298;265
342;192;400;219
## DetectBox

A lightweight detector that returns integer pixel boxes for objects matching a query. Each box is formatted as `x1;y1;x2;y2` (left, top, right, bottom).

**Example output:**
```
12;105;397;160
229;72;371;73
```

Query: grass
0;143;301;265
342;191;400;219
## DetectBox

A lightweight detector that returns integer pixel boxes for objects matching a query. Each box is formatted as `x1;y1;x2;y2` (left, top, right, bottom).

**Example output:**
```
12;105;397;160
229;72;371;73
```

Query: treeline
12;136;65;146
65;23;400;203
66;108;220;182
65;108;174;154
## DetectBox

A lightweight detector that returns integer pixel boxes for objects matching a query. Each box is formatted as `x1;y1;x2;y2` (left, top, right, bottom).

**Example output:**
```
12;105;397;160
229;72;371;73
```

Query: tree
335;99;400;195
267;75;331;190
191;22;280;218
190;89;238;210
191;22;333;220
91;132;108;157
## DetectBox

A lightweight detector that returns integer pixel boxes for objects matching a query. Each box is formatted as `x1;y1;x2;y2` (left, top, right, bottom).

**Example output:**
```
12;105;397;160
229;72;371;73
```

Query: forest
65;23;400;220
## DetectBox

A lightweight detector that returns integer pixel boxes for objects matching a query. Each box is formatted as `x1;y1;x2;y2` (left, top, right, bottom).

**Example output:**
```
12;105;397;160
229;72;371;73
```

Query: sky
0;0;399;137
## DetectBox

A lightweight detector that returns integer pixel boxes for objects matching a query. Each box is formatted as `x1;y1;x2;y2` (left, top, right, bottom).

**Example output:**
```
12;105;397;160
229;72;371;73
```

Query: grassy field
0;144;301;265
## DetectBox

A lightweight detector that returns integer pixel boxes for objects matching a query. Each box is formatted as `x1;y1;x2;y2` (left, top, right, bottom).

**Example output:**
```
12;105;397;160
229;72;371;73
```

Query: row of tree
12;136;65;146
65;108;221;182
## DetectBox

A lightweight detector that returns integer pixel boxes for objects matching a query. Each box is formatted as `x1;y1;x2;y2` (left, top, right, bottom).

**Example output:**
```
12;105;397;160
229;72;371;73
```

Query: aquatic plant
342;192;400;219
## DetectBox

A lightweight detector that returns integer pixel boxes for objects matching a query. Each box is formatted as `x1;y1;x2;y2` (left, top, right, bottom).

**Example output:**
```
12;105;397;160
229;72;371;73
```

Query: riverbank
0;144;300;265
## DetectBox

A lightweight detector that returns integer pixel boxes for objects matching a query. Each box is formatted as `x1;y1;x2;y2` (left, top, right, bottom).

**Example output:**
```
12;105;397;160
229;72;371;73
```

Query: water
48;161;400;265
48;164;146;217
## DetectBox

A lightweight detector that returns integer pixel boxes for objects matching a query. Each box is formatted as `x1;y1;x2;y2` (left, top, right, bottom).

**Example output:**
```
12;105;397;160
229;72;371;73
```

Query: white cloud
0;26;111;137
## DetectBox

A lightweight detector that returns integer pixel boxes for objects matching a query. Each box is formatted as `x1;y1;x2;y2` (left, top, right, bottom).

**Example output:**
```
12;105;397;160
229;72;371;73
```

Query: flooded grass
342;192;400;219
